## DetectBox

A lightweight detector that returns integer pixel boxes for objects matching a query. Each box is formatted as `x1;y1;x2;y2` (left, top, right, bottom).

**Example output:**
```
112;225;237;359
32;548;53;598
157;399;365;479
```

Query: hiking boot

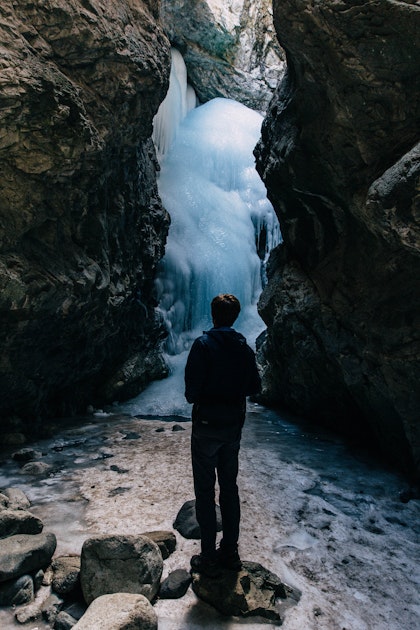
216;545;242;571
190;554;221;578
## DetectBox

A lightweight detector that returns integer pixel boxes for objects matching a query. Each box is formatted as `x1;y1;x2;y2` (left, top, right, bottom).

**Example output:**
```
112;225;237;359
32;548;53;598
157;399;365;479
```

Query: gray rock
159;569;191;599
62;602;86;621
2;487;31;510
0;493;9;508
192;561;300;620
0;574;34;607
42;592;65;625
51;555;80;596
34;569;45;591
141;530;176;559
0;508;43;539
15;603;41;624
0;532;57;582
172;424;185;431
20;462;51;476
80;535;163;605
72;593;157;630
173;499;222;539
12;448;43;462
54;610;78;630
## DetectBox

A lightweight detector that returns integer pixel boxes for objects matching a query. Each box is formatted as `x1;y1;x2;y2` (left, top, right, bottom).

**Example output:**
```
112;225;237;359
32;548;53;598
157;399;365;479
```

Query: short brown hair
211;294;241;327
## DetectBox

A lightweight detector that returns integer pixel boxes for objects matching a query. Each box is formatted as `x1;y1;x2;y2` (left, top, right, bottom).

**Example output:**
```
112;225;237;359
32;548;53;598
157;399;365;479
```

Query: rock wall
160;0;285;110
0;0;171;429
255;0;420;476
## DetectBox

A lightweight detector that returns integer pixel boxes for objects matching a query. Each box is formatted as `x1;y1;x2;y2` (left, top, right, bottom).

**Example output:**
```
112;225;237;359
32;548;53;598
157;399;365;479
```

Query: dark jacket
185;327;261;426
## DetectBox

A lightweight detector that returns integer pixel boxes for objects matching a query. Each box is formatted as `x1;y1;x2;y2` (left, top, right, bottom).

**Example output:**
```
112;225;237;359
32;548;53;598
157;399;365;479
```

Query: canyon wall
0;0;171;431
255;0;420;476
160;0;285;110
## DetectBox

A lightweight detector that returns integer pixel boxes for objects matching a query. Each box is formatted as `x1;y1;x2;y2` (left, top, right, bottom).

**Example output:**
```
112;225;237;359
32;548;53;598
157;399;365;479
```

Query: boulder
255;0;420;476
72;593;157;630
12;448;43;462
51;555;81;596
141;530;176;559
2;487;31;510
192;561;300;620
159;569;191;599
0;532;57;582
80;535;163;604
20;462;52;476
0;508;43;538
0;574;34;607
173;499;222;539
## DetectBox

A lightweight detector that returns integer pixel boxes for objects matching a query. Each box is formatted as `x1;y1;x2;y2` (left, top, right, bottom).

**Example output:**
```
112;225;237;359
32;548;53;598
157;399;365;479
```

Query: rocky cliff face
160;0;285;110
255;0;420;476
0;0;171;430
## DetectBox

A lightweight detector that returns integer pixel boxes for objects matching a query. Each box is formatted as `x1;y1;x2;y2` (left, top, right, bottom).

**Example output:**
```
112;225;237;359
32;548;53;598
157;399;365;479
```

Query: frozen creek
0;405;419;630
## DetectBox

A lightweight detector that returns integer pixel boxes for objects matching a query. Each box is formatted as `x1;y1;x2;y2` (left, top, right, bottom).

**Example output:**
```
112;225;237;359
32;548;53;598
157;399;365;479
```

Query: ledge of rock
0;0;171;429
191;561;300;621
255;0;420;476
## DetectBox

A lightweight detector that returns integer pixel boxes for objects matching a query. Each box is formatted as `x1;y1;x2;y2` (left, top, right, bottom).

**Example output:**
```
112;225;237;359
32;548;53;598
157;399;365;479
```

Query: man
185;293;261;577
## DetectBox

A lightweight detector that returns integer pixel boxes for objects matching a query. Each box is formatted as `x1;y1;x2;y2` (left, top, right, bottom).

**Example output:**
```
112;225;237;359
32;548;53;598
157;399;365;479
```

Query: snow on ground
0;406;419;629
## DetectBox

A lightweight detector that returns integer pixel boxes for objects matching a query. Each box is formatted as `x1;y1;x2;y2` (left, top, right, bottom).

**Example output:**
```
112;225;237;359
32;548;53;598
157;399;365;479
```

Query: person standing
185;294;261;576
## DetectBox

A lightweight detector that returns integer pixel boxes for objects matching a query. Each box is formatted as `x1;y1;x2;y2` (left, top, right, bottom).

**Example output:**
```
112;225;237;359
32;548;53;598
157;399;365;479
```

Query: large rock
51;555;81;596
140;530;177;559
80;534;163;604
0;532;57;582
160;0;285;110
255;0;420;476
0;574;34;607
0;508;43;538
2;487;31;510
72;593;157;630
191;561;300;620
0;0;171;429
173;499;222;540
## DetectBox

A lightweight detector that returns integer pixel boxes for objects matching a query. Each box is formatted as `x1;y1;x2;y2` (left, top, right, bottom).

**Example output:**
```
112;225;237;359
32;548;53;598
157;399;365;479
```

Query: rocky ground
0;406;419;629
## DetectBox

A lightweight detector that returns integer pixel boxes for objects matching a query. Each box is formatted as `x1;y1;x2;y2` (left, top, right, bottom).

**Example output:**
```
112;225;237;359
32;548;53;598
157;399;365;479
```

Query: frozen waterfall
120;49;280;417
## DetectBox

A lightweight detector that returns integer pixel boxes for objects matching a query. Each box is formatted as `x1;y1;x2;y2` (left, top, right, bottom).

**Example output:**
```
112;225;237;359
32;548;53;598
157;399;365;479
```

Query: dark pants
191;422;242;558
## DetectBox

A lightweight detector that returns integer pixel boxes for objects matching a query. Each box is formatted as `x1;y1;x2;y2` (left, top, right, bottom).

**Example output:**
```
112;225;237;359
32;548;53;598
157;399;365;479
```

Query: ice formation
122;49;280;417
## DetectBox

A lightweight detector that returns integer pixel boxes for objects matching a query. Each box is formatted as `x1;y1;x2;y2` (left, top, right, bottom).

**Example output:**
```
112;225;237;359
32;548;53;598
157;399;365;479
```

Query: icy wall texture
0;0;171;427
255;0;420;476
160;0;285;110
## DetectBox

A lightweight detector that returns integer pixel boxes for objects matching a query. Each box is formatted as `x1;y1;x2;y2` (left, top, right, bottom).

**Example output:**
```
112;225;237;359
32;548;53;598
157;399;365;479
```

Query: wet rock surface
255;0;420;476
0;0;171;429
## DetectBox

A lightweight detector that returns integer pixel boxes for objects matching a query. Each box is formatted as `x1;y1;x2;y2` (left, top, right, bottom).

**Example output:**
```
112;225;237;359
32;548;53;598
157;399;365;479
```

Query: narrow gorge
0;1;419;478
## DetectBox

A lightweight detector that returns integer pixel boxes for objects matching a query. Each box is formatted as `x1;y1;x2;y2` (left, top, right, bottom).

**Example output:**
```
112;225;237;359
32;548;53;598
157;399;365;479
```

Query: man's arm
184;338;208;404
245;346;261;396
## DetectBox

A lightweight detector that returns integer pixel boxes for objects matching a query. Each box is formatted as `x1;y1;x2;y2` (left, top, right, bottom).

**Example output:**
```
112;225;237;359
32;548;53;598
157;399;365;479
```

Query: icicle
152;48;197;162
